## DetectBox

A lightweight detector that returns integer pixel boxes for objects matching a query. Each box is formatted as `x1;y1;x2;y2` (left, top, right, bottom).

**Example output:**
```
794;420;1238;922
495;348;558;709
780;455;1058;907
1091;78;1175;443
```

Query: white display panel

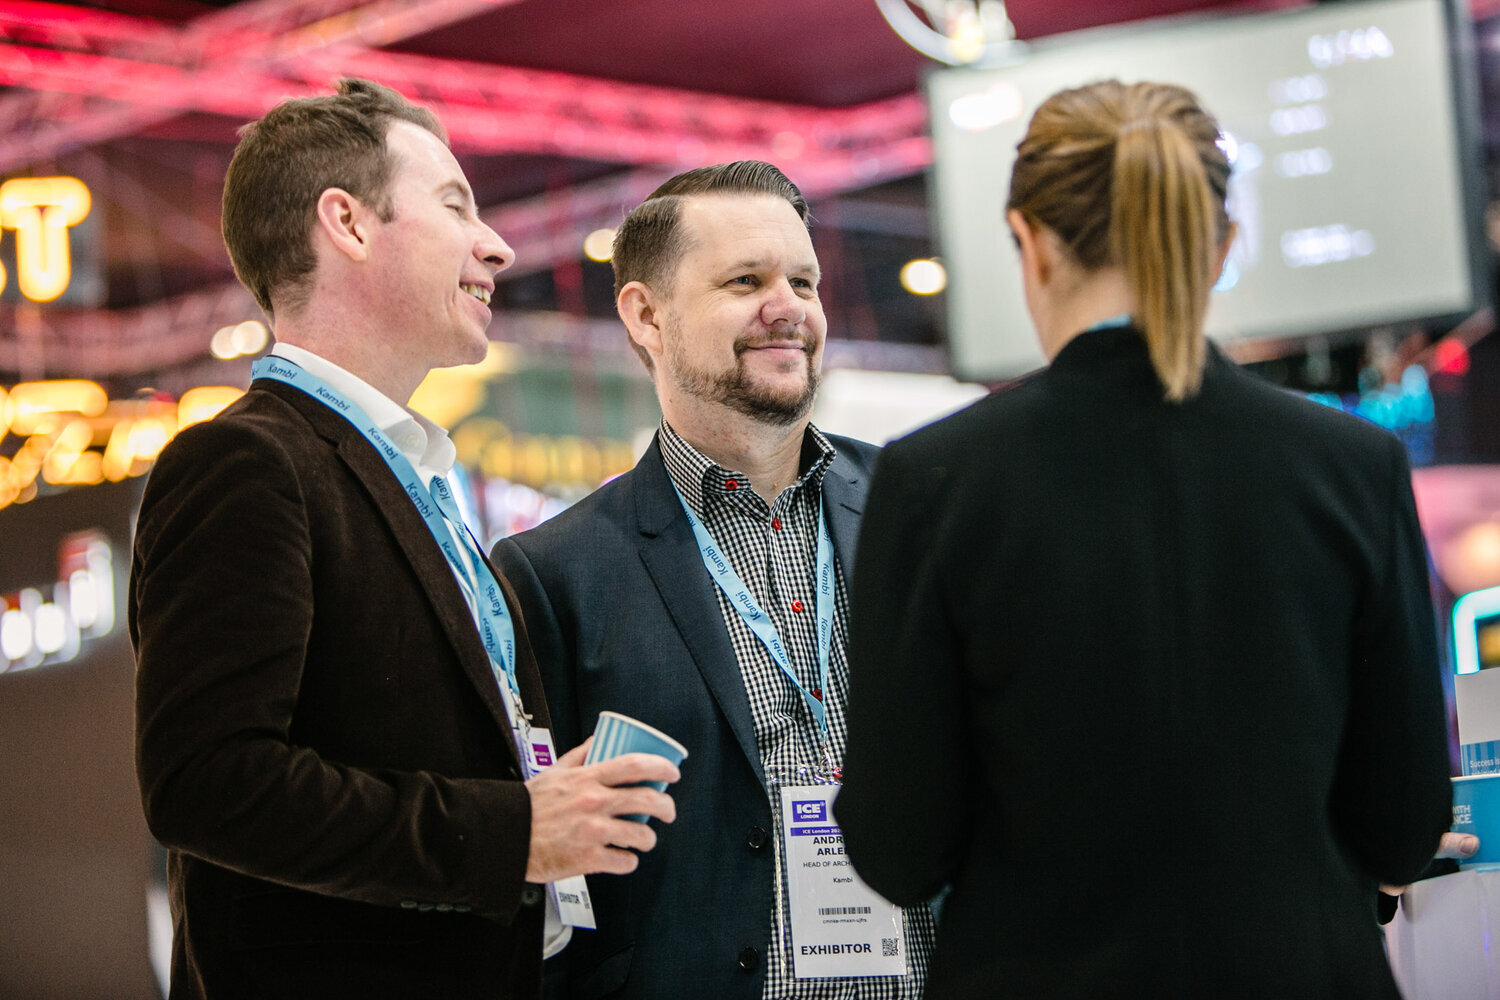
928;0;1486;380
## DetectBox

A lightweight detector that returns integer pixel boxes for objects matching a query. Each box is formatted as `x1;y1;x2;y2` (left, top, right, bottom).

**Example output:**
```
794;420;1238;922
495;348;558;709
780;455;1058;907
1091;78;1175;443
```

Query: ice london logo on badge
793;800;827;824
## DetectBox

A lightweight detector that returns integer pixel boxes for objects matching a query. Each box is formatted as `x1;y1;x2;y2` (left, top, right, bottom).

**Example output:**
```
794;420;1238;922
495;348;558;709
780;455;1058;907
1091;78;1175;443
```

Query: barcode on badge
817;905;873;915
882;937;899;957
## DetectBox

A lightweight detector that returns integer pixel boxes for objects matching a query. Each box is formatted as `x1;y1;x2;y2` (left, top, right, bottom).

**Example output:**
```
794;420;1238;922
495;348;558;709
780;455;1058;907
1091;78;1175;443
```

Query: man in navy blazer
131;79;677;1000
493;162;934;998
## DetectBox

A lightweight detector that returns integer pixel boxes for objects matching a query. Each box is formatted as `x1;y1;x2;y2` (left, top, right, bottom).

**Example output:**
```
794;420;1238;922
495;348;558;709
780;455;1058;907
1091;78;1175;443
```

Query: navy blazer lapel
263;382;521;756
822;449;868;578
632;438;765;783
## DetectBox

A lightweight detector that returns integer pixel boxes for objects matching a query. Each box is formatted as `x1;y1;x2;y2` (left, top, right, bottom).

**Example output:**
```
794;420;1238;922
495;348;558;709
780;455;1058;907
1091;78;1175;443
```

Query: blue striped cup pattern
584;711;689;822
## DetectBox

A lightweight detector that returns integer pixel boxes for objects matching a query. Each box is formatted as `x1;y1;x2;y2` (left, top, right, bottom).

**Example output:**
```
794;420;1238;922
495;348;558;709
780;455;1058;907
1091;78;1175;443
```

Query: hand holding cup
584;711;690;822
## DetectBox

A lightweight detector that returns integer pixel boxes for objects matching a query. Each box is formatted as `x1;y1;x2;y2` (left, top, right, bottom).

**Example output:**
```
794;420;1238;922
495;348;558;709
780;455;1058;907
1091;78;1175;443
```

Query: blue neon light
1453;585;1500;675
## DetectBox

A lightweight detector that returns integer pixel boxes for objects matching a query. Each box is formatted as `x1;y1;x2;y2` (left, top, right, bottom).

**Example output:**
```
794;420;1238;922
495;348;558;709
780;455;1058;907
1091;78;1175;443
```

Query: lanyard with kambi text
672;483;836;755
250;357;522;708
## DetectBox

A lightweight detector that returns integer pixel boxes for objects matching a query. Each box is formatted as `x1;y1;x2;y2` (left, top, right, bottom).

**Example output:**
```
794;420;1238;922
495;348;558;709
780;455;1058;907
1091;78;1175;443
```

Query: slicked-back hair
221;78;447;321
612;161;809;369
1008;80;1232;401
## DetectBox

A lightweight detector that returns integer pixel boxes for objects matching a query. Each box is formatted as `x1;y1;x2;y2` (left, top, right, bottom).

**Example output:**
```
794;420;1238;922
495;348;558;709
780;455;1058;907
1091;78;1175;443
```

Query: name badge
524;727;596;930
779;785;905;978
549;876;596;930
517;721;555;781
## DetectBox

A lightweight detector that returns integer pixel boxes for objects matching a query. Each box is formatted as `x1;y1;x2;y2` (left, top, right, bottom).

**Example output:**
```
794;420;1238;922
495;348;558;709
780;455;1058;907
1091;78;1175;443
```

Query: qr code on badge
881;937;899;958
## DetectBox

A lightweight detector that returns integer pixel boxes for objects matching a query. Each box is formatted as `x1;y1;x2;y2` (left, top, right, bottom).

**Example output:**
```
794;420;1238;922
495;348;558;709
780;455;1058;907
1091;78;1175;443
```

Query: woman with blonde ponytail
839;80;1452;998
1006;79;1230;399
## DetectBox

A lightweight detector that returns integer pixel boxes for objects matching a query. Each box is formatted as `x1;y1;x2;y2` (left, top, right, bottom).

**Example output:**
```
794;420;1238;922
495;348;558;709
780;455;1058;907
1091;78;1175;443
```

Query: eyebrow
725;258;823;282
437;180;476;207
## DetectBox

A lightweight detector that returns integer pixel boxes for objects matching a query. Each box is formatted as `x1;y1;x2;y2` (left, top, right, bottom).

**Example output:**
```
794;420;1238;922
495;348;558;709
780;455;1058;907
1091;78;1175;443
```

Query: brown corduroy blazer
132;377;549;1000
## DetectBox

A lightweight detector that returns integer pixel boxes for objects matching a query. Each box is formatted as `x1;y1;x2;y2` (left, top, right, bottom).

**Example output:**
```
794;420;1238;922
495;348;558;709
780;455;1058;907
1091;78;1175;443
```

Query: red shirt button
812;686;823;701
725;479;739;490
791;600;805;613
771;517;782;531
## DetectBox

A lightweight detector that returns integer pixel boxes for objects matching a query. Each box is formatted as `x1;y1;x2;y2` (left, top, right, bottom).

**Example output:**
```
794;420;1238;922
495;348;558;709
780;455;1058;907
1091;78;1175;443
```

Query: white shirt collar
270;343;456;477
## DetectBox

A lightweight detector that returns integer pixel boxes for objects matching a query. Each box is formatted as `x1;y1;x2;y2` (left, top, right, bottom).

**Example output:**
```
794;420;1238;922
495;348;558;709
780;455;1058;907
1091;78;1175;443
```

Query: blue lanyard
251;358;521;703
672;482;835;740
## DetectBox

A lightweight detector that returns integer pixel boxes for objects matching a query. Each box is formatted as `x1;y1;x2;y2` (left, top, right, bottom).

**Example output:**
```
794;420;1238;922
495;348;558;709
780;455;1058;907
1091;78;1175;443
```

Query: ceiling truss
0;2;929;175
0;0;933;376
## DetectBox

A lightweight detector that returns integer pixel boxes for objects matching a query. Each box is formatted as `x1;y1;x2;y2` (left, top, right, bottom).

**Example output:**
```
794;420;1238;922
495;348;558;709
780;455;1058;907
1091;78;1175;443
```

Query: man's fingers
588;752;681;787
592;846;643;876
603;817;660;854
605;787;676;825
551;737;593;768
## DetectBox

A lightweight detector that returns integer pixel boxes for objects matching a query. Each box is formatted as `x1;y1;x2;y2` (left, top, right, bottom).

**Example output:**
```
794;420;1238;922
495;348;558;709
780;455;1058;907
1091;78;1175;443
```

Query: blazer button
737;947;760;971
521;885;544;907
746;826;768;850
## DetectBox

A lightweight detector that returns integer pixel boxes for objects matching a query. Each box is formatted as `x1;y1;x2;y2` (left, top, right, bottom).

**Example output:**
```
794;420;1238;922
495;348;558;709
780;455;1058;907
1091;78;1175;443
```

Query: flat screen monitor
927;0;1489;381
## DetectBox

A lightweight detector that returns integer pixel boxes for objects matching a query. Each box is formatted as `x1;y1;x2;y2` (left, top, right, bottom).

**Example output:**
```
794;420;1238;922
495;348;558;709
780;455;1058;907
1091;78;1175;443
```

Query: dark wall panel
0;479;159;1000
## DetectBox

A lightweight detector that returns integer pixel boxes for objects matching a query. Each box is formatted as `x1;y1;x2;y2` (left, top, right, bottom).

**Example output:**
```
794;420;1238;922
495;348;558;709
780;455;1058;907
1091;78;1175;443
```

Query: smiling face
651;193;826;426
364;120;513;375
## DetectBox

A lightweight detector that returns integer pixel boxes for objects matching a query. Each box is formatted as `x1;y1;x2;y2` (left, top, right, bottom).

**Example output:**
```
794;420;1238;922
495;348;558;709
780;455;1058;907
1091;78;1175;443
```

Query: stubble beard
666;329;822;427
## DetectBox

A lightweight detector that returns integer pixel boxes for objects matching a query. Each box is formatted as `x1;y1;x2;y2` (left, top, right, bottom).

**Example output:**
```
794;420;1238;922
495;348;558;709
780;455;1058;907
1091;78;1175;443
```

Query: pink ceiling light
0;0;530;173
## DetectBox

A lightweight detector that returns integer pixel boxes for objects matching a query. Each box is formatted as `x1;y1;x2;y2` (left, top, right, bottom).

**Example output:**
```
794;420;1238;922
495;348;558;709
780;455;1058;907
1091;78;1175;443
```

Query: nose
476;220;515;276
759;278;807;328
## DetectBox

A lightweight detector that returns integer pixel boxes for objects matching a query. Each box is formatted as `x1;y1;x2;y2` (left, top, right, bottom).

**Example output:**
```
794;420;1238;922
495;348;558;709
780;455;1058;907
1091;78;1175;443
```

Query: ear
617;280;666;364
1213;221;1239;281
1008;208;1051;291
314;188;371;263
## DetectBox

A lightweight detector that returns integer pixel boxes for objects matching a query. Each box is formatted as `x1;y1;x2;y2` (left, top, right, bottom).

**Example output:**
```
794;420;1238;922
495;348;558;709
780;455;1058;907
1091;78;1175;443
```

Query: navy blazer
493;431;879;1000
132;380;548;1000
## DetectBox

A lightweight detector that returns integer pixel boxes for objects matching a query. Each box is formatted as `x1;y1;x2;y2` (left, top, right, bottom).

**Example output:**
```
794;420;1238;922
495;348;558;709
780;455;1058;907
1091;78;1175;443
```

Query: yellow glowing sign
0;177;91;303
451;416;637;490
0;381;245;513
5;379;108;436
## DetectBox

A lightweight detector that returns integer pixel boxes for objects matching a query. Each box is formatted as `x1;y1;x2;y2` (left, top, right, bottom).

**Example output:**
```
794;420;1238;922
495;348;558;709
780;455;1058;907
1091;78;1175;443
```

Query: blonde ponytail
1008;80;1232;403
1110;115;1218;401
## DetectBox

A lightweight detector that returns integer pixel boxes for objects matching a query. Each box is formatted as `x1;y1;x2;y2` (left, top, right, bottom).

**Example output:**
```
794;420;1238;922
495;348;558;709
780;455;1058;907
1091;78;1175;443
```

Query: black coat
132;379;548;999
837;327;1452;999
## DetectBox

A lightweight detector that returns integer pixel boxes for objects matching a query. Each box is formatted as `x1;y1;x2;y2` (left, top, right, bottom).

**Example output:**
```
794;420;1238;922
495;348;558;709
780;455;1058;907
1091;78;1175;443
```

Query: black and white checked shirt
659;421;934;1000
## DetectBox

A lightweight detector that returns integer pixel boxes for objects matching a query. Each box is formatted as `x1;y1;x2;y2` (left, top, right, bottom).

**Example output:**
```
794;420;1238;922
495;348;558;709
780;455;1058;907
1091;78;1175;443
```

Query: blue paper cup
1452;774;1500;869
584;711;689;822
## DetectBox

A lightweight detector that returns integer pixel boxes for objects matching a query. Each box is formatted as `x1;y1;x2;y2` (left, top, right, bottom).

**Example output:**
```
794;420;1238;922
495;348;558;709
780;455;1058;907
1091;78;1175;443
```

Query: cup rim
597;710;689;759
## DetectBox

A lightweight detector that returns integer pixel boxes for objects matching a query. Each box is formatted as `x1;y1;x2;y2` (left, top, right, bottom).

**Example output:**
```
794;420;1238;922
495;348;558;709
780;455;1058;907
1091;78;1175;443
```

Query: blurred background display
929;0;1488;379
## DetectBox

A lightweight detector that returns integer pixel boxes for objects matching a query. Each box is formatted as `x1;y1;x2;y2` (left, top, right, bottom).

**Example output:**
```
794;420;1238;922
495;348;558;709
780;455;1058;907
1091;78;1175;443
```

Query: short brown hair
612;161;809;369
1008;80;1231;401
221;78;447;320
